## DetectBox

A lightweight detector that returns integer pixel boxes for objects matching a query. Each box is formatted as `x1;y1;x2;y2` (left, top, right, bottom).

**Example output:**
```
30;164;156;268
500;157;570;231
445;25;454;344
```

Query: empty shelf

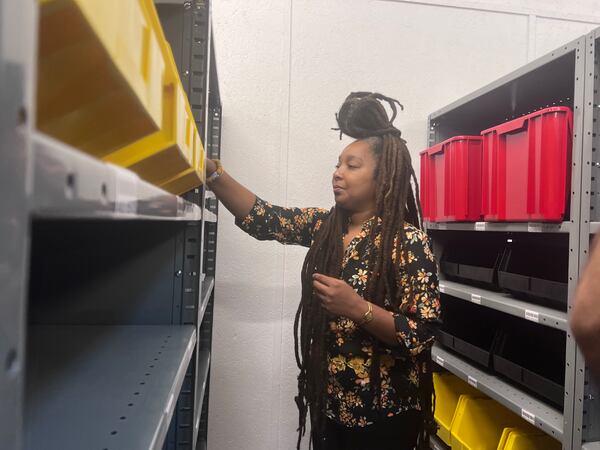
25;325;196;450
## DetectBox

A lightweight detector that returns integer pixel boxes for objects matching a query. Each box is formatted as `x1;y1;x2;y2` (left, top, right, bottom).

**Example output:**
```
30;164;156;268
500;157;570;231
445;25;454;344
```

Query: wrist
207;159;223;184
206;161;217;176
349;295;369;322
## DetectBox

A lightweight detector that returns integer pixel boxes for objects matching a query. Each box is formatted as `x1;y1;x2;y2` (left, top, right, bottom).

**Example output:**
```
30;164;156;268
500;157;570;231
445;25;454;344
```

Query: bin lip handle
481;106;573;135
422;135;482;155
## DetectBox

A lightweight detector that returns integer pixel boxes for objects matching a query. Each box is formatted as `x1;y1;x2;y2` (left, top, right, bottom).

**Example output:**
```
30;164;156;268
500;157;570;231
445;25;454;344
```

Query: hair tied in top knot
332;92;405;141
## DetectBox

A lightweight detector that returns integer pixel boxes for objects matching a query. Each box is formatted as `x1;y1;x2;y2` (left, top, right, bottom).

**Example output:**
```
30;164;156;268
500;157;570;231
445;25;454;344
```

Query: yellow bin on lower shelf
497;427;561;450
38;0;164;158
451;396;524;450
434;373;483;446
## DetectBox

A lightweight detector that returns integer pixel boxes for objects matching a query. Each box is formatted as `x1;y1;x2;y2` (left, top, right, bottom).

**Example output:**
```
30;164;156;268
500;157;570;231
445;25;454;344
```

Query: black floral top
235;196;441;428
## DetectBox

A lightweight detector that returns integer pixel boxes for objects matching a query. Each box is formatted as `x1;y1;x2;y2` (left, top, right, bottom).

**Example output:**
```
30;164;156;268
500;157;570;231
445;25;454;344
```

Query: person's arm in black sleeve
204;159;329;248
235;196;330;247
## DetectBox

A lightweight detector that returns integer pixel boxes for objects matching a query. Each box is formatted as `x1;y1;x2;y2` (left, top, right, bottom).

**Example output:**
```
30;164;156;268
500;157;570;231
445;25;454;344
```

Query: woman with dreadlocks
206;92;441;450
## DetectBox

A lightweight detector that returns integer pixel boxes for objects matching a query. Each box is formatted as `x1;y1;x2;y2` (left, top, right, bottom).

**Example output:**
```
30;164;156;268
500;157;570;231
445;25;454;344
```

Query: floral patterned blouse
235;196;441;428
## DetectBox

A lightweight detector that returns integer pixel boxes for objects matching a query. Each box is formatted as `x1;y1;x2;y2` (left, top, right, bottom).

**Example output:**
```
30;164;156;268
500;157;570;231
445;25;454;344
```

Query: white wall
208;2;599;449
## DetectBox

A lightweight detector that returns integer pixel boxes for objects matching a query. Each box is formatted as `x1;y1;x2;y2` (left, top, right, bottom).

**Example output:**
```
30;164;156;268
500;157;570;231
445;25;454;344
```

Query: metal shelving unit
0;1;221;449
427;28;600;450
195;31;222;449
153;3;221;448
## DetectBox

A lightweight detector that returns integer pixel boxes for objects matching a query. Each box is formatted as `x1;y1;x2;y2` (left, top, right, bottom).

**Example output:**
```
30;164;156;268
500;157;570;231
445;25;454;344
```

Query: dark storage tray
493;354;564;407
438;294;501;369
498;242;568;310
493;317;565;408
440;235;505;289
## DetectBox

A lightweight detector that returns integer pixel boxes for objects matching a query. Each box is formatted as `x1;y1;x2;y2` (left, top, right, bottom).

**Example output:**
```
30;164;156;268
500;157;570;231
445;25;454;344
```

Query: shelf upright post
0;0;36;448
574;28;600;450
562;35;589;450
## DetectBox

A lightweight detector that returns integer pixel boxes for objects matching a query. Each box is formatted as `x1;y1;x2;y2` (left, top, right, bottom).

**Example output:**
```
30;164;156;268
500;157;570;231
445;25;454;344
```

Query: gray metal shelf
426;221;571;234
439;280;568;331
590;222;600;234
432;345;563;441
25;325;196;450
426;28;588;450
199;276;215;325
31;132;203;221
193;351;211;441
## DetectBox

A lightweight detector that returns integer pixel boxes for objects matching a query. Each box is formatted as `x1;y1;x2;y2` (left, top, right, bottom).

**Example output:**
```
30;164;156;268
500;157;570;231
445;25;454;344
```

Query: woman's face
332;140;378;212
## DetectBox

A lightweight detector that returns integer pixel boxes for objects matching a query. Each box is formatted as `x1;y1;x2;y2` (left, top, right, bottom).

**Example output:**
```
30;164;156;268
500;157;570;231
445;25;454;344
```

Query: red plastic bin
481;107;573;222
420;136;483;222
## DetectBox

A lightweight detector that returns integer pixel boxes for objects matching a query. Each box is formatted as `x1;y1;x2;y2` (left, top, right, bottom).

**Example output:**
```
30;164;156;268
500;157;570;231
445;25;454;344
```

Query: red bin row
420;106;573;223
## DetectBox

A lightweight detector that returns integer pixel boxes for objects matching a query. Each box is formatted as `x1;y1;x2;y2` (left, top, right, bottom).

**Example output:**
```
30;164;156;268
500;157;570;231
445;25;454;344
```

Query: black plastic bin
439;294;502;369
498;240;568;310
440;234;505;289
493;316;565;408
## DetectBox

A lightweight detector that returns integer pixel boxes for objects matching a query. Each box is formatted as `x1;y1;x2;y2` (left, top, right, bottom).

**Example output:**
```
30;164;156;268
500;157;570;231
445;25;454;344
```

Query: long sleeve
235;196;331;248
392;226;441;357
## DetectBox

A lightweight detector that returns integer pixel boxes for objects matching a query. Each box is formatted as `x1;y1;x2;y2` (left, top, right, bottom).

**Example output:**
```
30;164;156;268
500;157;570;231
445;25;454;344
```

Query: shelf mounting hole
5;349;18;375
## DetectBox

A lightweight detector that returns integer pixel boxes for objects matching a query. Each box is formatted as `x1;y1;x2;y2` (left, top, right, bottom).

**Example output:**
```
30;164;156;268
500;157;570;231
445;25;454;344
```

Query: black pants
312;410;422;450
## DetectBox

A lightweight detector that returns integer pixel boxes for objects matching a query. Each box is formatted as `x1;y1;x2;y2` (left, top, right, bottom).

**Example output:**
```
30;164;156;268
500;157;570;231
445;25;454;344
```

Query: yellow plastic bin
37;0;164;157
160;123;206;195
433;373;483;446
140;0;171;53
105;73;196;186
497;427;561;450
450;396;524;450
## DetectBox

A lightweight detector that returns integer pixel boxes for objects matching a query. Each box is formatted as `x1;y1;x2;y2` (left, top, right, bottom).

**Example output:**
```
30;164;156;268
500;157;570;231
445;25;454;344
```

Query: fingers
313;278;332;310
312;273;335;286
312;278;329;294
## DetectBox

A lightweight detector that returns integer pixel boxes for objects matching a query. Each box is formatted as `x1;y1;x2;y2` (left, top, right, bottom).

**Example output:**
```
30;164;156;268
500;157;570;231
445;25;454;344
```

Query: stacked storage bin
37;0;165;157
420;107;573;223
434;372;482;445
420;136;483;222
37;0;205;195
481;107;572;222
433;373;561;450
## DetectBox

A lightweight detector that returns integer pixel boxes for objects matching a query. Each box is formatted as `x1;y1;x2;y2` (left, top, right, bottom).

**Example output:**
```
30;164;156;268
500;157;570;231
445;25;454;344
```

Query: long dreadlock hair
293;92;437;449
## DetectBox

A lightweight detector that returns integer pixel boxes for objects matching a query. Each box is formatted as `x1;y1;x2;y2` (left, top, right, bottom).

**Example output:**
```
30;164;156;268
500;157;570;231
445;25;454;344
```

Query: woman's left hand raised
312;273;365;320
